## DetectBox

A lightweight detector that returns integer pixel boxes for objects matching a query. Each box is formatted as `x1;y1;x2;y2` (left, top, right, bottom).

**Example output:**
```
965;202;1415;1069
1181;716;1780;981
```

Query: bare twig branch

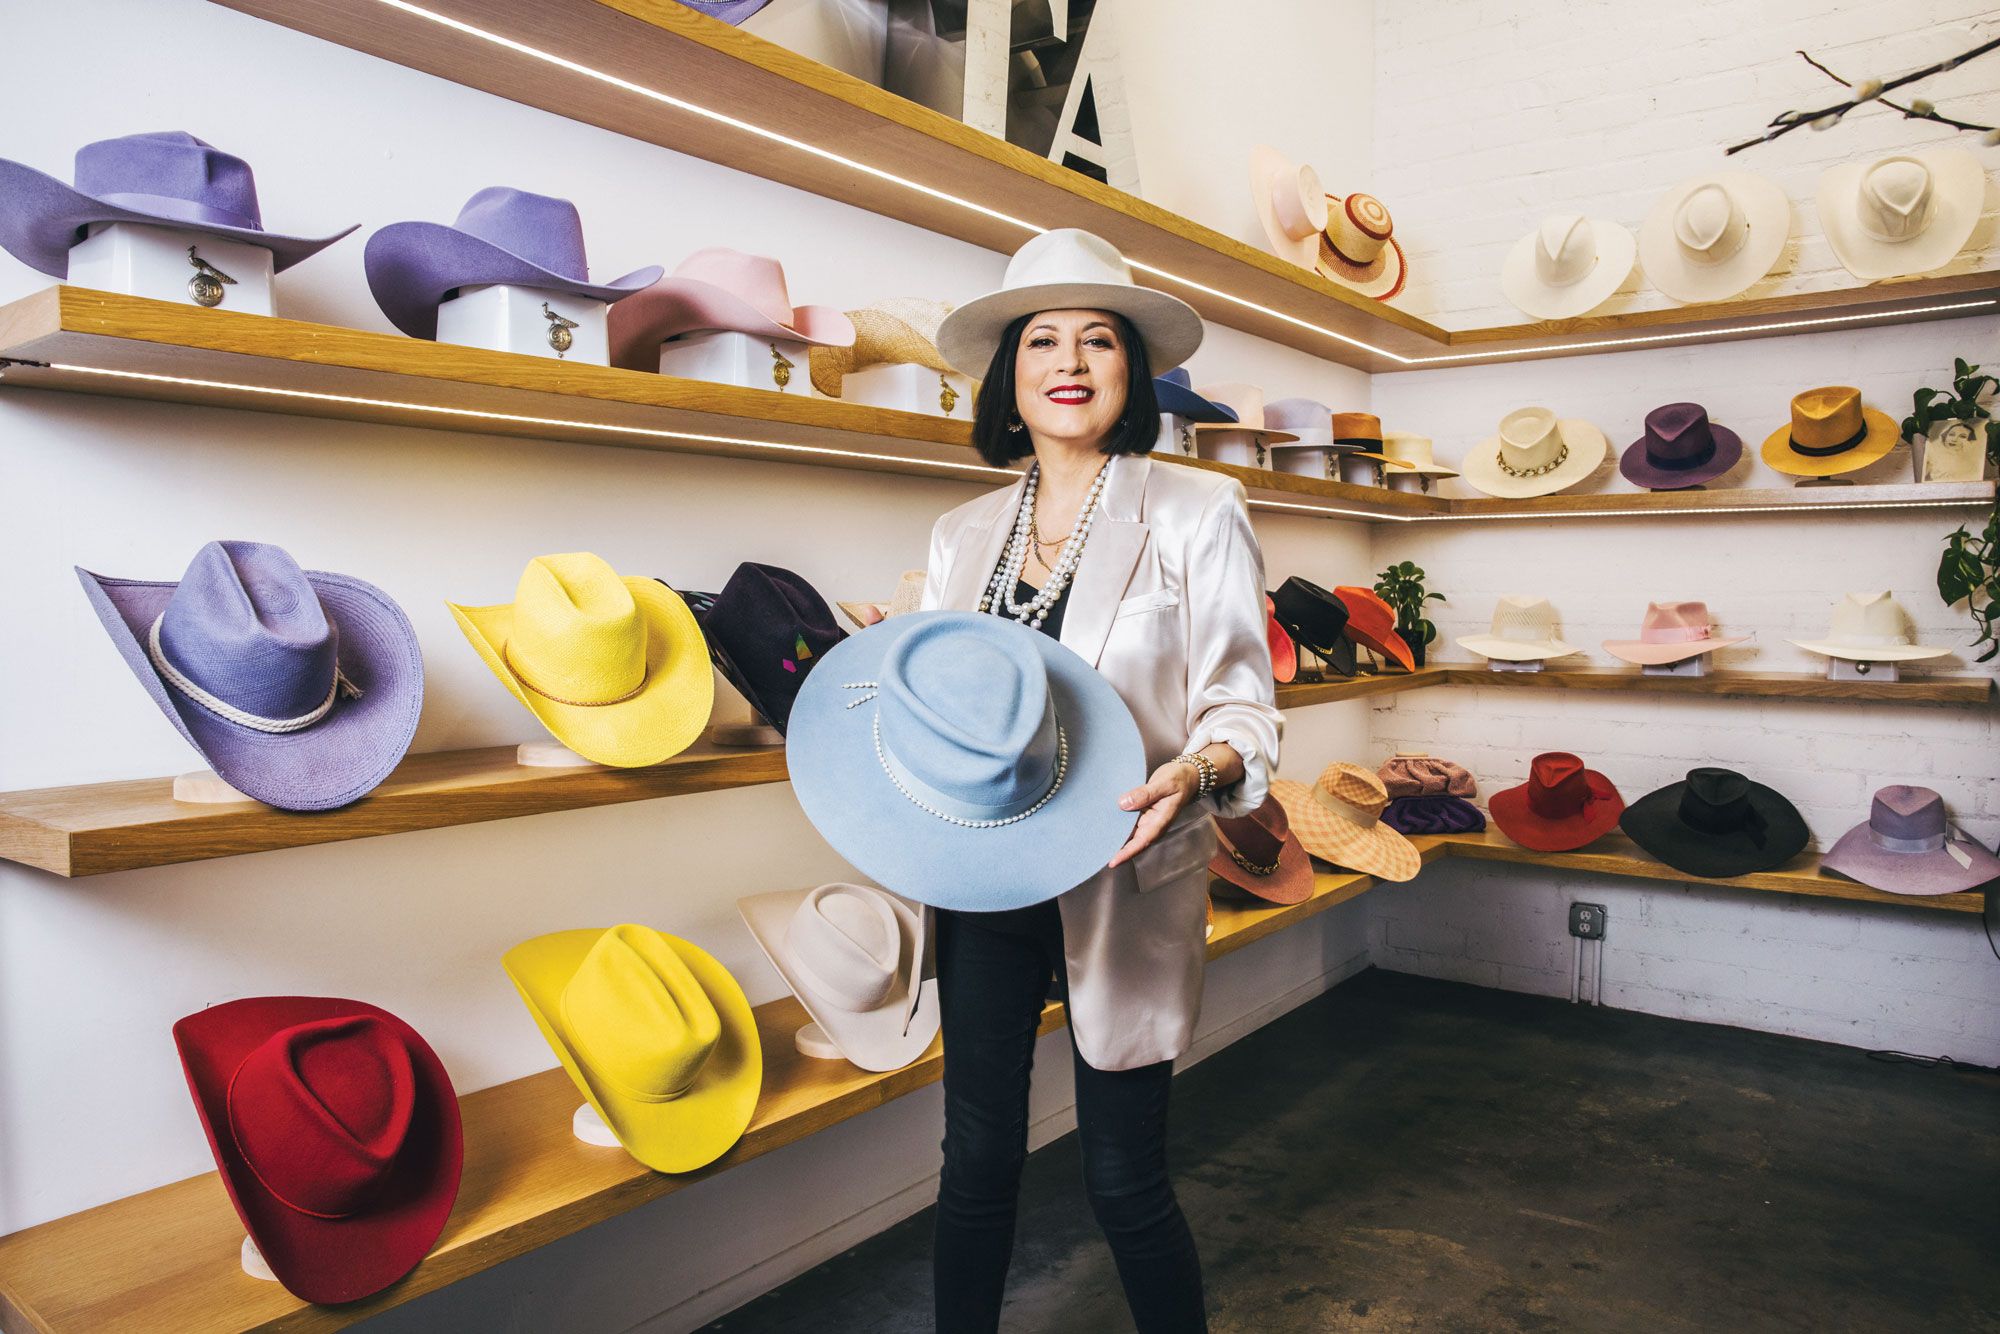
1725;36;2000;155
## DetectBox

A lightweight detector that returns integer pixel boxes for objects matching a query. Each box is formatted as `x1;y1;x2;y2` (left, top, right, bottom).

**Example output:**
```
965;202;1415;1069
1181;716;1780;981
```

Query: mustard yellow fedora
1761;386;1899;478
503;924;761;1174
450;553;713;767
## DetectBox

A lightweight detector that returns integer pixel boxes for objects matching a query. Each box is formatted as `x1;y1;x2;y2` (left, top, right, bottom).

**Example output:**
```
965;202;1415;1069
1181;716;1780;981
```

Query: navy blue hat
1152;368;1240;424
670;564;844;735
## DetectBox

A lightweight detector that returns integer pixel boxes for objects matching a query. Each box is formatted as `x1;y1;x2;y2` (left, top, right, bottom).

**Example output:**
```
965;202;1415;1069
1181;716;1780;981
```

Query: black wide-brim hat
1620;767;1810;879
1270;577;1357;676
670;563;846;734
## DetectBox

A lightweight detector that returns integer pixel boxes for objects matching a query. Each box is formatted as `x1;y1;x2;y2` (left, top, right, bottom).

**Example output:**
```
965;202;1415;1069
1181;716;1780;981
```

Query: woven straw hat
1270;762;1422;882
809;298;959;399
838;569;927;630
1458;596;1582;662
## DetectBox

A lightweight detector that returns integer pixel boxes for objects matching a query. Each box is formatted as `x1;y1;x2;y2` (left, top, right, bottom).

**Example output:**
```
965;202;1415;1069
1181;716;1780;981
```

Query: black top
986;573;1071;639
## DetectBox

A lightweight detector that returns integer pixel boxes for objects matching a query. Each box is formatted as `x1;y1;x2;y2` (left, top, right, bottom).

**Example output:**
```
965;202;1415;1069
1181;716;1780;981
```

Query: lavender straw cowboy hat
1821;786;2000;897
1619;403;1743;490
365;187;661;340
786;611;1145;911
0;131;357;278
76;541;423;811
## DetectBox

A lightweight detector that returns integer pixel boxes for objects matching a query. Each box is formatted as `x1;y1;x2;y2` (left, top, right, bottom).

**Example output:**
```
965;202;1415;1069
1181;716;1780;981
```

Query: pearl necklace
980;460;1109;630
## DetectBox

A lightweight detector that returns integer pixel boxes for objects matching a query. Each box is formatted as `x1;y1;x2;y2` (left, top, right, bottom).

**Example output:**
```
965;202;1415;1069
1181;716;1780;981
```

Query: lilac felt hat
364;188;662;340
77;542;424;811
1821;786;2000;897
1619;403;1743;490
0;131;357;278
669;0;775;22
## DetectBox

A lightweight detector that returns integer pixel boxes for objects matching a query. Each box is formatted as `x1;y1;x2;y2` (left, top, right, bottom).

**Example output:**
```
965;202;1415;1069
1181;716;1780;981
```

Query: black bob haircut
968;311;1160;467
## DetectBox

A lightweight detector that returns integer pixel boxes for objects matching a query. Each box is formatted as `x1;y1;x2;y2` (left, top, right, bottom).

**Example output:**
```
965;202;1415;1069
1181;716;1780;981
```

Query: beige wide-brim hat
1639;172;1791;304
809;297;957;398
1818;149;1986;283
738;883;939;1073
1788;592;1952;662
1249;144;1328;270
1460;411;1609;498
1381;431;1459;477
1500;214;1637;320
936;228;1203;377
1457;595;1583;661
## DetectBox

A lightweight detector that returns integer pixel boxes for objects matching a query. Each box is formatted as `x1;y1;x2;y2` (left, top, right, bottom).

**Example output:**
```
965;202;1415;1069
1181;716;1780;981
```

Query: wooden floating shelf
0;666;1984;878
4;289;1991;526
1431;830;1987;916
209;0;2000;370
0;862;1387;1334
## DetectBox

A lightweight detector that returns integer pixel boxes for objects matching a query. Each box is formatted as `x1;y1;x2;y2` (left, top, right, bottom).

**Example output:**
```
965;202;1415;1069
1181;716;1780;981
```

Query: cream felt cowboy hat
936;228;1203;377
1461;407;1608;498
739;883;939;1072
1639;172;1790;304
450;552;714;767
1819;149;1986;282
1458;595;1582;662
1249;145;1329;270
1501;214;1636;320
1789;592;1951;663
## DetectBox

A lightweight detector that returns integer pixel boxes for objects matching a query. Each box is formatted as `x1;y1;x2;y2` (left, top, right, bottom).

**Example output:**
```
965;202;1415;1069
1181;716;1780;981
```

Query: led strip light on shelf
359;0;1997;368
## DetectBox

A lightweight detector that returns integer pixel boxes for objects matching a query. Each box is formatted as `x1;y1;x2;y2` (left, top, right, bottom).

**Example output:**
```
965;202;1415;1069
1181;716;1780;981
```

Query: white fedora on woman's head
1461;407;1609;498
1639;172;1790;303
1819;149;1986;282
936;228;1203;377
1501;214;1636;320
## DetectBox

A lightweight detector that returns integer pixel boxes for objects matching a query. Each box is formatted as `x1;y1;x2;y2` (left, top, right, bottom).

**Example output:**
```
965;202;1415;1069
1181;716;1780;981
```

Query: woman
922;229;1283;1332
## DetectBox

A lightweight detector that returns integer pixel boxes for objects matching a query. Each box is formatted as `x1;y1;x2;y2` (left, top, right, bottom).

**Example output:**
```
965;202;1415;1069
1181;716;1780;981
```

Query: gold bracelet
1172;751;1218;798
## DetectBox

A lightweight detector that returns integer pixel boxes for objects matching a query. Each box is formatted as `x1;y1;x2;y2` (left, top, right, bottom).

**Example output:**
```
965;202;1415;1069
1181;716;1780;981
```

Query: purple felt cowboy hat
1619;403;1743;490
670;0;775;21
76;541;424;811
0;131;357;278
364;187;662;341
1821;786;2000;897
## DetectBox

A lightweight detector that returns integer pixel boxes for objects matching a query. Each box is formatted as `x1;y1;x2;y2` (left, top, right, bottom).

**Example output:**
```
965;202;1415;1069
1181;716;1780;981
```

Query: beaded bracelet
1172;751;1218;799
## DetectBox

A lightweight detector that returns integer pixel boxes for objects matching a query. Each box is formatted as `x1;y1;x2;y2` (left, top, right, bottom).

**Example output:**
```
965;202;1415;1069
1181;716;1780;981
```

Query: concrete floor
703;968;2000;1333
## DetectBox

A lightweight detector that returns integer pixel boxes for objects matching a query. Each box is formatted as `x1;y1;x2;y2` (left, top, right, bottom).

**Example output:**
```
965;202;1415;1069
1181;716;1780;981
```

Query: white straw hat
1457;595;1583;662
1818;150;1985;282
1501;214;1636;320
1789;592;1951;663
1460;407;1609;498
936;228;1203;377
1639;172;1790;303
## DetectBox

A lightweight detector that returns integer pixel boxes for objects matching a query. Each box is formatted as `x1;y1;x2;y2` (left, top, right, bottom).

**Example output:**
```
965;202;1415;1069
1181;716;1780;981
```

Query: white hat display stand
1642;655;1711;678
839;362;971;418
516;740;603;768
572;1102;620;1146
1154;413;1200;458
1828;657;1899;682
793;1020;844;1060
658;330;815;395
1197;429;1272;470
1487;658;1545;673
1387;470;1434;495
69;222;276;315
241;1235;278;1282
435;285;610;364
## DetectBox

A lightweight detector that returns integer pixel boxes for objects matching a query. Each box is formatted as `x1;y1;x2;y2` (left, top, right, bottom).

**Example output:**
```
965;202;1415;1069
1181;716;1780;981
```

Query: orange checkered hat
1270;761;1422;882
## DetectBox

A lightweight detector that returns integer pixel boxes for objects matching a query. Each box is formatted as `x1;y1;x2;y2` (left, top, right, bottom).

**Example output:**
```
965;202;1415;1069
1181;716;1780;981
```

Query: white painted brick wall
1371;0;2000;329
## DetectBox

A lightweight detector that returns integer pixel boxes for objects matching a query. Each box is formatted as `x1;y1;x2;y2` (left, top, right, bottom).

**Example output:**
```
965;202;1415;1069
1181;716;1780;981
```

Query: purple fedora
363;188;662;340
1822;786;2000;897
1618;403;1743;490
76;542;424;811
0;131;357;278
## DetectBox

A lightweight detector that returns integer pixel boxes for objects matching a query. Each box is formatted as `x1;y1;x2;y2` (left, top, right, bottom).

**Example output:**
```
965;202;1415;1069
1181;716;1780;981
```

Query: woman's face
1012;309;1131;448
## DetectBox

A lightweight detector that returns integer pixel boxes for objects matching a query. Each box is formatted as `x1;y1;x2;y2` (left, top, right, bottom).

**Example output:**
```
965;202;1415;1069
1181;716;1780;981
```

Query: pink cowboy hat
610;247;855;370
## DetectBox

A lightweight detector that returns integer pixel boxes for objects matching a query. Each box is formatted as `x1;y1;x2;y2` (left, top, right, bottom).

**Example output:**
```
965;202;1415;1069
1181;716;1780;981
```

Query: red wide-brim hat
1489;767;1625;852
1334;586;1416;672
173;997;462;1305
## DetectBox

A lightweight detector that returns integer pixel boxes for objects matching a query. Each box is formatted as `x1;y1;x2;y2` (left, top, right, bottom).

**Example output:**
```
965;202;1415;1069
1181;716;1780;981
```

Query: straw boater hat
173;996;461;1305
1821;785;2000;897
1760;386;1899;478
1603;600;1749;666
1488;753;1624;852
1788;592;1950;663
936;228;1203;376
808;297;959;399
610;247;854;370
1818;150;1985;283
1248;145;1329;270
786;611;1146;911
76;541;424;811
838;569;927;631
1638;172;1790;304
449;552;715;767
1620;403;1742;490
738;882;938;1071
1208;795;1316;905
1458;595;1582;662
1461;407;1608;498
504;924;761;1173
1271;762;1422;881
1620;767;1809;879
1501;214;1636;320
1316;192;1408;301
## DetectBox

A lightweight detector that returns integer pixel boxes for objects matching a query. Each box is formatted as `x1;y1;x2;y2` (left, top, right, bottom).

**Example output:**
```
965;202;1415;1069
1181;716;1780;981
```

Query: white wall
1373;0;2000;327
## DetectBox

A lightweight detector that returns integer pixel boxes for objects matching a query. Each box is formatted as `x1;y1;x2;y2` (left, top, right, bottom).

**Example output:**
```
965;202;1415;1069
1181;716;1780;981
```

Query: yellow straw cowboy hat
450;552;714;767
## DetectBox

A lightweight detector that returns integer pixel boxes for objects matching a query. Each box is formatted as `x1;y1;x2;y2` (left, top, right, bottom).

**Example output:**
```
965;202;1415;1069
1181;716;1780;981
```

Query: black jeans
932;901;1207;1333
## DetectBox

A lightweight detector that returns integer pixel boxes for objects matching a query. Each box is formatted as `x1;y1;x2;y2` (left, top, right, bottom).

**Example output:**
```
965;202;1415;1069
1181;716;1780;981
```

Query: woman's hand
1106;761;1201;869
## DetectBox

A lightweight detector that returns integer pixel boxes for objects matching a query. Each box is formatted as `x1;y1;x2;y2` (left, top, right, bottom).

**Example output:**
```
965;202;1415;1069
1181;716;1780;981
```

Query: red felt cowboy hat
1488;752;1625;853
173;996;462;1305
1333;585;1415;672
1209;794;1315;904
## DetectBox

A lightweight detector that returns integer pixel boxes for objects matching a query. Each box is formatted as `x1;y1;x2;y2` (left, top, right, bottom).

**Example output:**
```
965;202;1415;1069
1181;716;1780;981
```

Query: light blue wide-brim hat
786;611;1145;911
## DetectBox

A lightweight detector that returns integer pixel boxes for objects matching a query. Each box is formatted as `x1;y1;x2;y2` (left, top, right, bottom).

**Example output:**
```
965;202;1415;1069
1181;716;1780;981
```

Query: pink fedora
1602;601;1750;666
610;247;855;370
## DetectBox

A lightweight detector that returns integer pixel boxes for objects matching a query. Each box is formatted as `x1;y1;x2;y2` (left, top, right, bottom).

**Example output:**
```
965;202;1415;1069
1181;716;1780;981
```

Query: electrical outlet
1568;902;1607;940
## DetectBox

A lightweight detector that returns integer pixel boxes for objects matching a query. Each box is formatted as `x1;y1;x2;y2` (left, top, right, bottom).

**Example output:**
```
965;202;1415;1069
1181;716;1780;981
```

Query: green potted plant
1374;560;1444;669
1909;360;2000;662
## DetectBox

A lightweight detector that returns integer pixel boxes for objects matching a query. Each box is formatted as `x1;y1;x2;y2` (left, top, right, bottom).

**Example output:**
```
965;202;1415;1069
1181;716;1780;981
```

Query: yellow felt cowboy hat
450;553;713;767
1761;386;1900;478
503;924;761;1174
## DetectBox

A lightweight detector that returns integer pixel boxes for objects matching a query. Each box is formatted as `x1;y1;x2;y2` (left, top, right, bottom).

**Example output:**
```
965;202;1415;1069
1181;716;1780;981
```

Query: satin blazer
923;452;1283;1070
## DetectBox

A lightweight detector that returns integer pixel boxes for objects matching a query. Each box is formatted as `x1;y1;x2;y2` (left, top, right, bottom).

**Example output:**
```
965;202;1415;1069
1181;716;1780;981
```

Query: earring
1007;415;1024;433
